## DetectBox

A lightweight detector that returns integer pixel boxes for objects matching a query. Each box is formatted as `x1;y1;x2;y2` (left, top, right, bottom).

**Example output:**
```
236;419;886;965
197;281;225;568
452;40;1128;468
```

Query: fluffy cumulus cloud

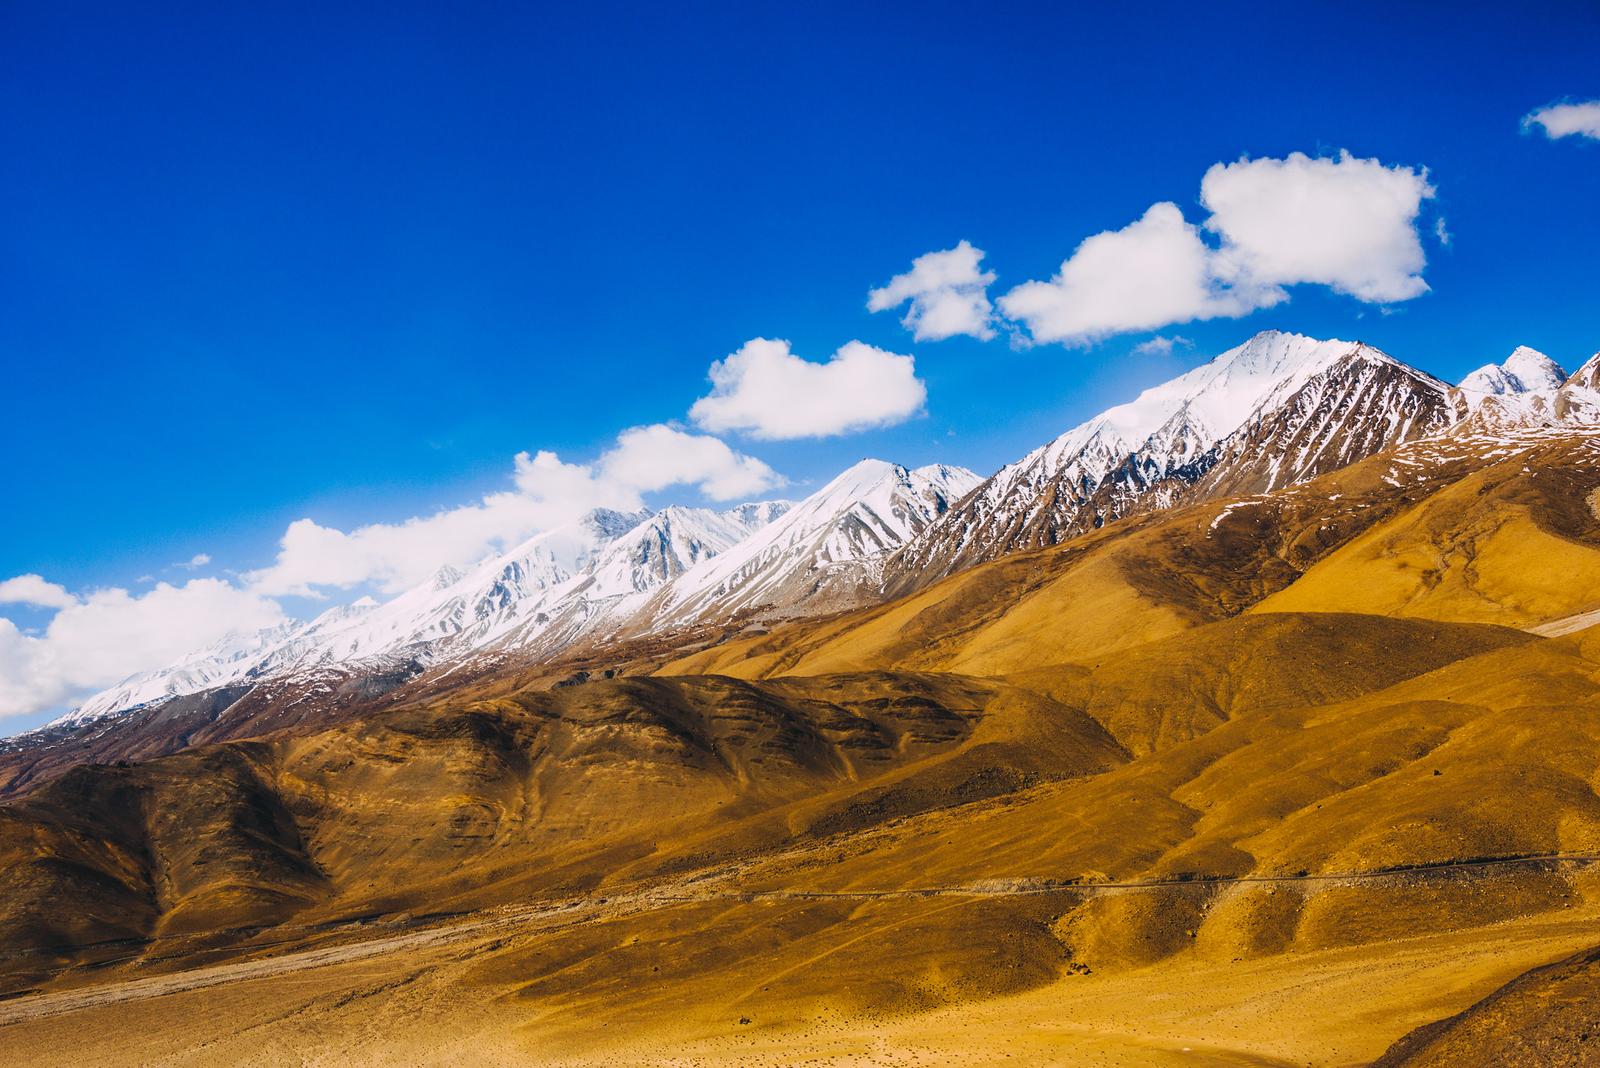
1523;100;1600;141
0;574;79;610
597;424;780;500
1200;152;1434;303
689;338;927;439
0;580;286;718
867;241;997;341
247;425;781;597
1000;151;1436;347
999;203;1273;345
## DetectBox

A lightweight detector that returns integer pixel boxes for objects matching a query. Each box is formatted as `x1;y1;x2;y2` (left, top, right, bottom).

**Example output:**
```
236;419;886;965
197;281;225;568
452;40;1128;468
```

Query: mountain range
3;326;1600;1066
34;330;1600;743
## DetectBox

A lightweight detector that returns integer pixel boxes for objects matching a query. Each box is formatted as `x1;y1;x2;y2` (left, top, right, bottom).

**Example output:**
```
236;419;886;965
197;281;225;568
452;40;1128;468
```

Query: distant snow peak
722;500;793;529
1460;346;1567;399
1451;345;1597;432
428;564;465;590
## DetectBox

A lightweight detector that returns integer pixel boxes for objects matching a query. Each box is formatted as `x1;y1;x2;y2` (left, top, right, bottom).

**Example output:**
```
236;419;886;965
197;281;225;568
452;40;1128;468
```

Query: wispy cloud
1131;335;1194;357
1523;100;1600;141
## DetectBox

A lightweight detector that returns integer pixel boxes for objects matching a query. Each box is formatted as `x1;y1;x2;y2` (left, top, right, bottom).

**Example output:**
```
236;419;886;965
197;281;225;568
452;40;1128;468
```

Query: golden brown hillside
1372;939;1600;1067
660;428;1600;680
1;426;1598;1065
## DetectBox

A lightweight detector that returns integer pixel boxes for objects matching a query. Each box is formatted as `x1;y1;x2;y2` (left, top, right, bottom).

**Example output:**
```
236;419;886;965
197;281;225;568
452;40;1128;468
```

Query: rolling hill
2;332;1599;1065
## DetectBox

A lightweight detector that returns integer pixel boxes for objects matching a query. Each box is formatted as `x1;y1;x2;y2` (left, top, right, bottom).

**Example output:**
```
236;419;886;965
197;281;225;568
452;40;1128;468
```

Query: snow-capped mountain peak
1451;346;1592;431
640;459;980;628
888;331;1368;582
579;502;792;601
1094;330;1357;448
1460;346;1567;399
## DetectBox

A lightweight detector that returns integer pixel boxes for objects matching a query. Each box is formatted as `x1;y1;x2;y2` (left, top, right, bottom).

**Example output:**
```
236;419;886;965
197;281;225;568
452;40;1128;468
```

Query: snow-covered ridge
1452;346;1600;430
57;331;1598;732
889;331;1597;585
1054;333;1349;484
58;501;789;727
891;331;1375;576
56;463;982;728
640;460;981;629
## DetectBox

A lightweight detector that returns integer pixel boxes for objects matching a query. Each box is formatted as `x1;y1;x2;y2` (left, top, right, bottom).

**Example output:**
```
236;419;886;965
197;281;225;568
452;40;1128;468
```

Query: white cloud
0;580;286;718
1434;217;1451;247
1523;100;1600;141
247;425;781;597
999;203;1274;345
244;505;539;598
176;553;212;569
1131;335;1193;357
867;241;997;340
0;574;79;610
599;424;781;500
1201;151;1434;303
689;338;927;439
999;151;1436;347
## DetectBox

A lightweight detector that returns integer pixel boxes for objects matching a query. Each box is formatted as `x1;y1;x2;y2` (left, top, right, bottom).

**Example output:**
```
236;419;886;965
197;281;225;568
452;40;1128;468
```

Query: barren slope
2;426;1598;1064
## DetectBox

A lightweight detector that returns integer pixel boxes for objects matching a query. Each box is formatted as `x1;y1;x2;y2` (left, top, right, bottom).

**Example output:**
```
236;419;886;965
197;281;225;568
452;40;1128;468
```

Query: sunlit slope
716;621;1600;969
7;890;1600;1068
1007;610;1533;756
522;910;1600;1068
2;610;1596;1058
662;533;1196;679
1255;432;1600;627
660;428;1600;681
0;610;1532;993
661;491;1344;680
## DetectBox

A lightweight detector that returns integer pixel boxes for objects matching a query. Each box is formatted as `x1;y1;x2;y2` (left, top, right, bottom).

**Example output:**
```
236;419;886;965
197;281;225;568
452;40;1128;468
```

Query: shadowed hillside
1374;940;1600;1067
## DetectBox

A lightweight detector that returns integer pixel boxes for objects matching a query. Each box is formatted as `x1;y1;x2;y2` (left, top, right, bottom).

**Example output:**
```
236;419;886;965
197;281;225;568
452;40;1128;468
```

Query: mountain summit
637;460;981;630
887;331;1460;584
1459;345;1567;397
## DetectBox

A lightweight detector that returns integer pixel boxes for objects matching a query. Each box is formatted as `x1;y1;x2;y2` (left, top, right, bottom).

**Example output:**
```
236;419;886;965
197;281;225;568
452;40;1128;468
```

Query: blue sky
2;1;1597;727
